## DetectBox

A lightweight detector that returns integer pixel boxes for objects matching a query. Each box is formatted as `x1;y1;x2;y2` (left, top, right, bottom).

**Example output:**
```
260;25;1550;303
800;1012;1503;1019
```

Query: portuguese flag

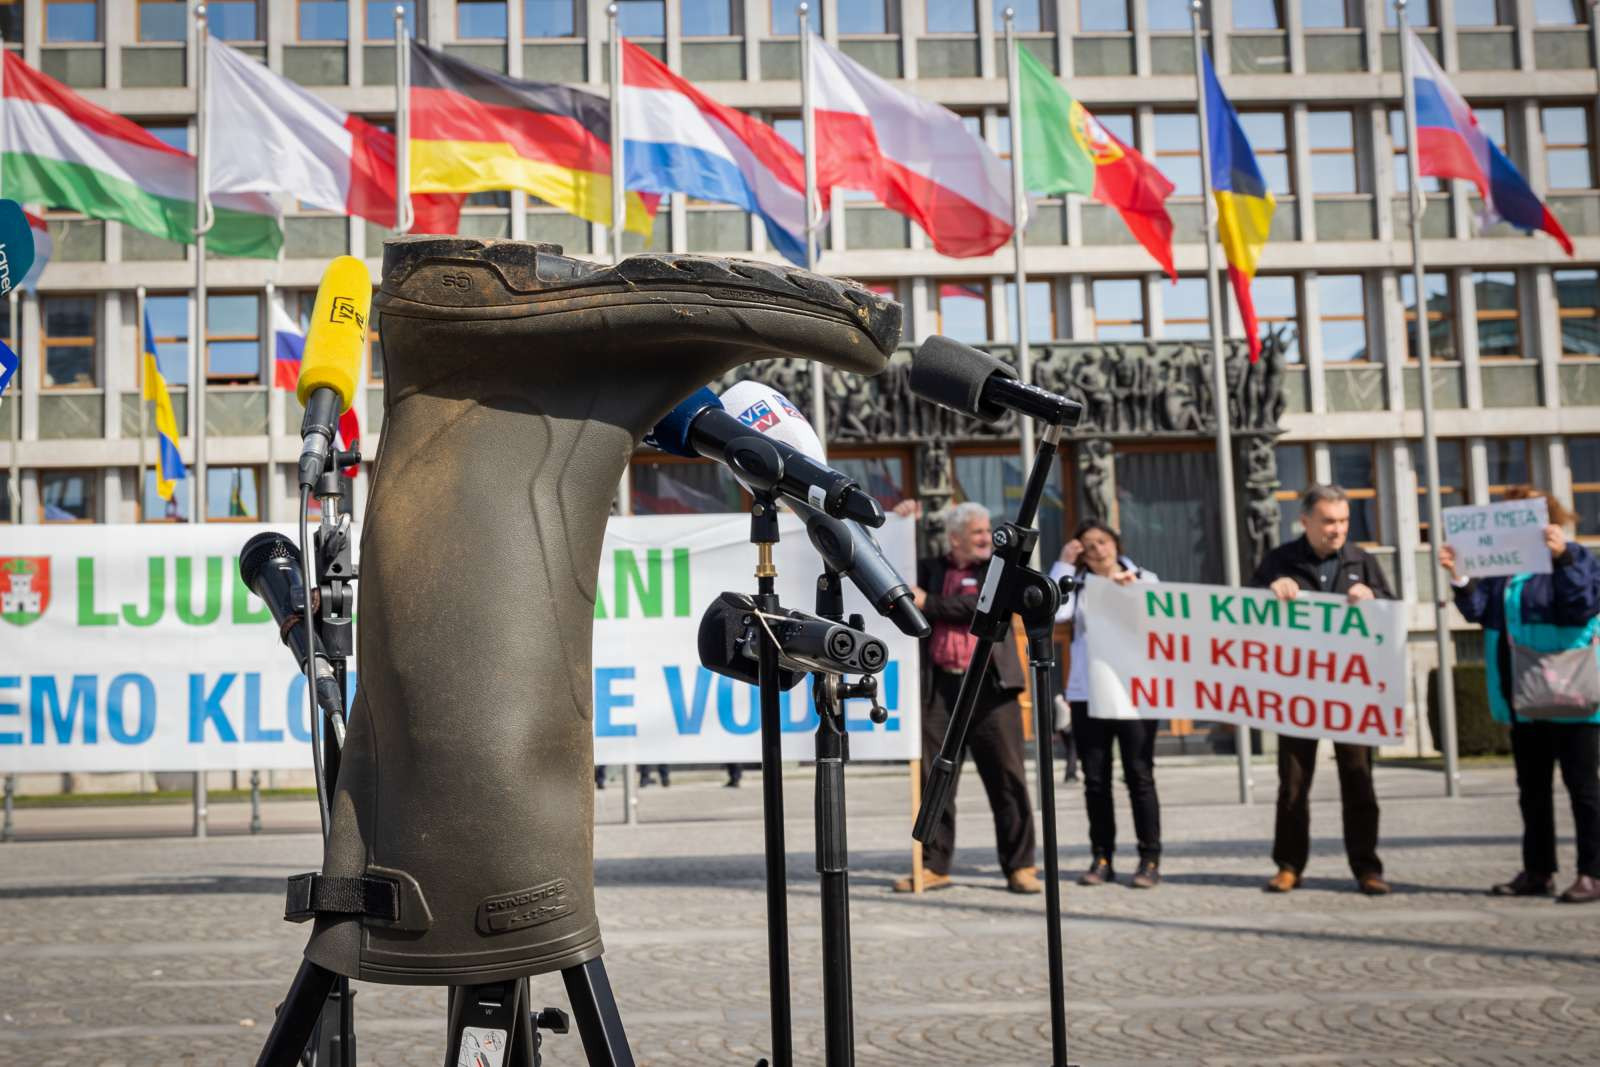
1016;48;1175;279
409;42;657;235
0;52;281;258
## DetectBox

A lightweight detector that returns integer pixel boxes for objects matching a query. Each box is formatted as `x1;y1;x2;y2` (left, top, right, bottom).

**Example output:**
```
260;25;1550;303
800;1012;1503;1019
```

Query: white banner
0;515;920;772
1442;497;1551;579
1084;579;1408;747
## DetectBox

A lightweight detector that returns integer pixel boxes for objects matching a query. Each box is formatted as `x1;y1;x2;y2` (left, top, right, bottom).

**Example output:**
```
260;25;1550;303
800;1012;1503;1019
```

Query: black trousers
920;670;1036;876
1273;735;1382;879
1511;721;1600;878
1070;701;1161;861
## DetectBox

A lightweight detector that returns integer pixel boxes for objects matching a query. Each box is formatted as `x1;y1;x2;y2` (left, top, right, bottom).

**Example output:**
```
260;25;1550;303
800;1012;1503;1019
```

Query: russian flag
1405;30;1573;255
273;298;360;475
620;41;810;265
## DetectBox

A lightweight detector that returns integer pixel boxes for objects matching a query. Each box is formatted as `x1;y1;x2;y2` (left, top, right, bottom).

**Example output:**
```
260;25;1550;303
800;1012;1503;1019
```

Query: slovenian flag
143;309;187;501
1405;30;1572;255
1202;51;1275;363
273;298;360;475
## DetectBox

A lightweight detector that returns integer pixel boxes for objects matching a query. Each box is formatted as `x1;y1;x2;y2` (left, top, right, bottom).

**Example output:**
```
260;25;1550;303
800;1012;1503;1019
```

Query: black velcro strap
284;872;401;924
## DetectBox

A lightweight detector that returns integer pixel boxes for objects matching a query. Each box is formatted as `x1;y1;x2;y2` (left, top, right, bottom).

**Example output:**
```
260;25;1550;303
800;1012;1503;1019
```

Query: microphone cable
300;484;331;840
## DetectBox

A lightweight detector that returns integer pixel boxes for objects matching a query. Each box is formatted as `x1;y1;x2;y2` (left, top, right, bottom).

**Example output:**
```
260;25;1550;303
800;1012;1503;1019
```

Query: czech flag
1405;30;1572;255
273;298;360;476
1202;51;1274;363
142;309;187;501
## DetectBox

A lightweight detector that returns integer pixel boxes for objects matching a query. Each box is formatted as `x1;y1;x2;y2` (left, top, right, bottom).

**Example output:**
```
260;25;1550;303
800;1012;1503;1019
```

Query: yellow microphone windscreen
296;255;372;409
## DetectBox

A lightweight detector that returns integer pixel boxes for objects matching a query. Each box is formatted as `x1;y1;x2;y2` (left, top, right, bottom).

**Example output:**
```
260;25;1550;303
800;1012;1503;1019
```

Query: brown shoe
1131;859;1160;889
1077;857;1115;886
1263;868;1300;893
1358;874;1392;896
1557;874;1600;904
1490;871;1555;897
1006;866;1043;894
892;869;952;893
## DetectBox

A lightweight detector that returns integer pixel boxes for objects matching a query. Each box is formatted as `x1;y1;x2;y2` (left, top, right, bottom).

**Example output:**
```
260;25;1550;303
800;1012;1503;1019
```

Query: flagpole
608;4;624;265
136;286;148;521
1398;0;1460;799
1003;10;1037;510
800;6;827;440
1191;0;1252;805
394;5;412;234
0;32;13;530
192;2;212;840
263;280;275;522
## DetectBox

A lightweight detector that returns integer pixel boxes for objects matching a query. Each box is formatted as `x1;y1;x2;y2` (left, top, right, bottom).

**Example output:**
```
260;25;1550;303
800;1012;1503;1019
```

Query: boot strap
285;872;400;924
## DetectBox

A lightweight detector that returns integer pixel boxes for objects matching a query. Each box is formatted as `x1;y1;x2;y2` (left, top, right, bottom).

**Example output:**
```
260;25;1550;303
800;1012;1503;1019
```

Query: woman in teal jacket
1441;488;1600;904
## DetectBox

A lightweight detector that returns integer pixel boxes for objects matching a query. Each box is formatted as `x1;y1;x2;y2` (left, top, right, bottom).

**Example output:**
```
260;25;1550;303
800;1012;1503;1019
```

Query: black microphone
239;532;345;721
788;498;931;639
644;387;886;527
910;335;1083;427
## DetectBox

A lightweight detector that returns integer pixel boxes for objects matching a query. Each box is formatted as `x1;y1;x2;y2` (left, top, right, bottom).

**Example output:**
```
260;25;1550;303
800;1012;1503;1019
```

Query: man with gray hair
893;501;1040;894
1250;483;1396;896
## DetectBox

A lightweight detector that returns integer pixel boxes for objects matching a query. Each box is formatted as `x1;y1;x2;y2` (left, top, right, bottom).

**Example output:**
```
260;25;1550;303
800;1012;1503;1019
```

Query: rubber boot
305;238;899;985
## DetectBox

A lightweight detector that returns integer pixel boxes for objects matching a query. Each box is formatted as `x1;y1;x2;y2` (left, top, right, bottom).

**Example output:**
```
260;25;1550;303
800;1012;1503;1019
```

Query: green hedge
1427;662;1511;756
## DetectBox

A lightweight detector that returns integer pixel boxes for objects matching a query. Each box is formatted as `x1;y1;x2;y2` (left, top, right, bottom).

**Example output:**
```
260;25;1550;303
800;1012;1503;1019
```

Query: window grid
1402;273;1457;362
206;293;261;384
42;295;97;391
41;470;98;523
1555;268;1600;357
1473;271;1522;359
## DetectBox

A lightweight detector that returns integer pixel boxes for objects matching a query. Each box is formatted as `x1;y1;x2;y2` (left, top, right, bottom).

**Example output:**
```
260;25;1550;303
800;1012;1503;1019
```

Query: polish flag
206;38;462;234
809;34;1013;258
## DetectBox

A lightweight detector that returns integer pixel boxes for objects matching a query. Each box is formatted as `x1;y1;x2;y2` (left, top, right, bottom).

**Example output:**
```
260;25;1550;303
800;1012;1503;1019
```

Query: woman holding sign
1441;488;1600;905
1050;521;1164;889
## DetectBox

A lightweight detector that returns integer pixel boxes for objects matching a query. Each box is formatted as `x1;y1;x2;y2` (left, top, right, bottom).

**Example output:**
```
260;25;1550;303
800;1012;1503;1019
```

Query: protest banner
1083;578;1408;746
1441;497;1552;579
0;515;919;773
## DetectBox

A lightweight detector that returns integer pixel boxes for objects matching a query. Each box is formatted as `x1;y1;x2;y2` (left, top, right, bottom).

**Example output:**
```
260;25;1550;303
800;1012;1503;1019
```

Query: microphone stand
910;422;1077;1067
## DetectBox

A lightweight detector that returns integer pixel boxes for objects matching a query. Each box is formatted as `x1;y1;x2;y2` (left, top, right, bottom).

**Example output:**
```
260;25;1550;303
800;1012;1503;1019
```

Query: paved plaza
2;759;1598;1065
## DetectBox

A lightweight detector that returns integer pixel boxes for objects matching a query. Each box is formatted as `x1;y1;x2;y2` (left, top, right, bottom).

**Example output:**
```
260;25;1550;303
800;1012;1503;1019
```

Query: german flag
409;42;657;235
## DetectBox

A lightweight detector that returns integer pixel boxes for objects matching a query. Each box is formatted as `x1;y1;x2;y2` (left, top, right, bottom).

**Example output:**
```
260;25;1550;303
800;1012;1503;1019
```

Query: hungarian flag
1017;48;1174;279
409;42;657;234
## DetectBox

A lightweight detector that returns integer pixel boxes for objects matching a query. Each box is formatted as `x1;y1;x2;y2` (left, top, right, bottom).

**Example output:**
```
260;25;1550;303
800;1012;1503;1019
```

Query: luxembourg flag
272;298;360;475
621;41;810;264
1406;30;1572;254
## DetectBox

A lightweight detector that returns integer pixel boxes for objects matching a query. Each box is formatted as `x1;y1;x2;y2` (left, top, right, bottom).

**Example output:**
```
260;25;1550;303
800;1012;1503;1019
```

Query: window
1154;113;1202;198
299;0;348;40
1309;111;1359;195
41;470;97;522
1401;272;1456;361
1473;271;1521;358
831;452;908;510
956;449;1064;559
1147;0;1193;30
1570;436;1600;536
0;471;10;524
1487;438;1531;500
927;0;976;33
1004;280;1053;343
1388;110;1442;194
1456;0;1507;27
1303;0;1357;28
366;0;416;38
1163;278;1210;340
1328;443;1380;545
0;1;22;40
1544;107;1593;190
618;0;666;36
1092;278;1145;340
1536;0;1587;24
206;293;260;382
1253;276;1300;360
1087;110;1135;148
939;280;990;343
45;1;98;42
146;294;191;386
140;470;191;522
771;0;820;34
208;0;261;40
630;457;746;514
1555;268;1600;356
840;1;889;33
368;309;385;381
526;0;578;36
1407;439;1465;542
1081;1;1128;31
1275;444;1308;542
1474;106;1509;157
144;123;188;153
42;296;96;389
682;0;733;35
1386;0;1434;24
458;0;508;38
1239;112;1291;196
138;0;187;40
1318;275;1368;363
209;466;261;521
997;0;1044;31
1234;0;1282;29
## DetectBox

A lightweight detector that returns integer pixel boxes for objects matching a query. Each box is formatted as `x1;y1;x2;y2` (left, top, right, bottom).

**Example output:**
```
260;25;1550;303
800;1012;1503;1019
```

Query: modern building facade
6;0;1600;753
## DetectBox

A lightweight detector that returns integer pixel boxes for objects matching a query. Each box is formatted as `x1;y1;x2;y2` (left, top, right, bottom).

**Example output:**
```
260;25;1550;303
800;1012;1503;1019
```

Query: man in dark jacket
893;501;1039;894
1251;484;1395;896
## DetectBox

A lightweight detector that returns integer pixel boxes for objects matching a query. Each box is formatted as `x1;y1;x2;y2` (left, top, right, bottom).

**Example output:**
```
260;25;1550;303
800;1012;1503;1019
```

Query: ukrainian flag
142;310;186;501
1202;51;1275;363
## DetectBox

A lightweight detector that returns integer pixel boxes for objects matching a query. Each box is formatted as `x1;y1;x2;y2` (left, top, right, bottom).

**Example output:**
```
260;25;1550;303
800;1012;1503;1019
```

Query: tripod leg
814;714;855;1067
755;589;794;1067
562;958;635;1067
1029;647;1071;1067
254;959;338;1067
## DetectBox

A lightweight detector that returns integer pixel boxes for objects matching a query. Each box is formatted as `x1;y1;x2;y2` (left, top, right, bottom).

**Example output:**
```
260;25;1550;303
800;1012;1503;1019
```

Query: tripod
251;461;635;1067
910;421;1078;1067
